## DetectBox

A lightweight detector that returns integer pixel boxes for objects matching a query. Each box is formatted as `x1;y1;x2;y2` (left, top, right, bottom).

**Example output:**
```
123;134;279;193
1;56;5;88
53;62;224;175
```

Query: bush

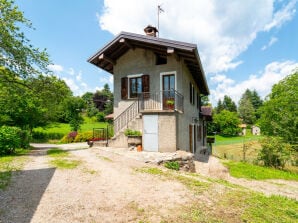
258;137;292;169
164;161;180;171
60;131;78;143
74;131;93;142
0;126;22;154
96;112;105;122
124;129;142;136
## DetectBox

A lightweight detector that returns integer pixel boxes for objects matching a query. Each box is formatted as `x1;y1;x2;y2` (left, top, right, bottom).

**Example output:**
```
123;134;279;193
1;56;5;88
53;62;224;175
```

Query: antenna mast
157;5;164;37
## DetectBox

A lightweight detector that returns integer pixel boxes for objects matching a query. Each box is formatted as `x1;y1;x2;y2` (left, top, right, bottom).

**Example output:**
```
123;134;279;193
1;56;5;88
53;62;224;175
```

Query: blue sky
17;0;298;105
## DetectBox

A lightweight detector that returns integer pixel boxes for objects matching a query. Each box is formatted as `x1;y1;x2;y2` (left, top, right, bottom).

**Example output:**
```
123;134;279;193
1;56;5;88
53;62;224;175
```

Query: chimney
144;25;158;37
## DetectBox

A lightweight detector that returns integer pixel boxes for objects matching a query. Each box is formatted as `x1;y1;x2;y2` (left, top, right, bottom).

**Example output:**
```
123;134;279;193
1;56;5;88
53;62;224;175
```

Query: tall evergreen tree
222;95;237;112
238;94;256;124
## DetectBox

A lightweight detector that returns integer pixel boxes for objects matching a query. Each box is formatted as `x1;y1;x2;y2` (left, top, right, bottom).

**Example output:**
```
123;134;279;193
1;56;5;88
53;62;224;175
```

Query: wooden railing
113;101;139;135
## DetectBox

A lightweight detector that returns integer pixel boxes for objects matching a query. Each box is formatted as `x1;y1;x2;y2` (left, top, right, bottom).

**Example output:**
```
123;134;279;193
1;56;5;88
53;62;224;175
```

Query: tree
213;110;241;136
93;83;113;115
222;95;237;112
259;71;298;146
201;95;210;106
238;93;256;124
0;0;50;84
62;97;85;131
0;75;72;131
215;99;224;114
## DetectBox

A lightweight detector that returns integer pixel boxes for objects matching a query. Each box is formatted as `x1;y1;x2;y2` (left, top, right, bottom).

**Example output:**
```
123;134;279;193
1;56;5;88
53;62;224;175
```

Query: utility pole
157;5;164;37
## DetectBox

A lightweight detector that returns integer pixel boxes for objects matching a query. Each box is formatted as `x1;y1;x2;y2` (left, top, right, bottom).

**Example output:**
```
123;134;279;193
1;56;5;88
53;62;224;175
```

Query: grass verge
47;148;81;169
137;167;298;222
223;161;298;181
0;148;29;189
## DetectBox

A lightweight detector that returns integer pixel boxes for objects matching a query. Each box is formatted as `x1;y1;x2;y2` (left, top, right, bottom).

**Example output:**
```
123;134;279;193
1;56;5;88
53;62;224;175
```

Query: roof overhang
88;32;209;95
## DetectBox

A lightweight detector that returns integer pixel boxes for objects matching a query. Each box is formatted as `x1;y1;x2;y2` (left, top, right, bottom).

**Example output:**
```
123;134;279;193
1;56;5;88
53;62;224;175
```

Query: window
156;53;167;65
121;75;150;99
190;83;195;105
129;76;142;98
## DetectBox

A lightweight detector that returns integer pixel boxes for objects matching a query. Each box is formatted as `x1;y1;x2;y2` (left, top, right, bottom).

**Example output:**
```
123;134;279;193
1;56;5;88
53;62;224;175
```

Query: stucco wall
158;113;176;152
113;48;179;117
176;62;202;152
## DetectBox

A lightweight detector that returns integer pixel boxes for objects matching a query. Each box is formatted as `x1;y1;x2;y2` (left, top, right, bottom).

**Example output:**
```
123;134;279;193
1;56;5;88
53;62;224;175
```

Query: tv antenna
157;4;164;37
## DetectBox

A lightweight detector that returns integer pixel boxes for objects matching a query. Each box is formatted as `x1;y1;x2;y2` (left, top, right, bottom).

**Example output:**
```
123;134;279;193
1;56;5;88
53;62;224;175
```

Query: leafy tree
238;93;256;124
0;75;72;131
201;95;210;106
259;71;298;146
213;110;241;136
62;97;85;131
0;0;50;84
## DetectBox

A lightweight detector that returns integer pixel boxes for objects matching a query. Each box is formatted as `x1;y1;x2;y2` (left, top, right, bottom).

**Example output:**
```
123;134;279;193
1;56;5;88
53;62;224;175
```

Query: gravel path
0;143;191;223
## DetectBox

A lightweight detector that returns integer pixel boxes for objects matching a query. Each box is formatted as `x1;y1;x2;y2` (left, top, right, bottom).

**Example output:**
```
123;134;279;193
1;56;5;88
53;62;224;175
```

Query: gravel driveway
0;143;191;223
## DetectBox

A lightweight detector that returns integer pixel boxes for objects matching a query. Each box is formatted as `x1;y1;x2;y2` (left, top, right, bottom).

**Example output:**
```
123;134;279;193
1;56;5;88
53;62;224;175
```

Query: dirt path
0;143;191;223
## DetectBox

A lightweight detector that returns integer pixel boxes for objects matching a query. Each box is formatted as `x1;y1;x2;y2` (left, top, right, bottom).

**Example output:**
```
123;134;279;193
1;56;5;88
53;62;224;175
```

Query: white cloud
68;68;75;75
47;64;64;73
76;71;82;81
261;36;278;50
210;60;298;105
263;0;297;31
62;77;79;93
98;0;297;74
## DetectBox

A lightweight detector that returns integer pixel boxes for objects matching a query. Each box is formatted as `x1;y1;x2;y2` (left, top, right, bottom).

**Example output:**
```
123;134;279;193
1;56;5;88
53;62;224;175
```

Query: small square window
156;53;167;65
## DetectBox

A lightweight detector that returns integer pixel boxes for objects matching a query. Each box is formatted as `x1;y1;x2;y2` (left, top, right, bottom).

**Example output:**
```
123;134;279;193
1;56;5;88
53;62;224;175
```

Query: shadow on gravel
0;167;56;223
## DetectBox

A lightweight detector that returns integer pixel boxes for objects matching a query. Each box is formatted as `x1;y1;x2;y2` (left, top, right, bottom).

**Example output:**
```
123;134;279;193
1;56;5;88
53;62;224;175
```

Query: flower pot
137;144;142;152
127;136;142;145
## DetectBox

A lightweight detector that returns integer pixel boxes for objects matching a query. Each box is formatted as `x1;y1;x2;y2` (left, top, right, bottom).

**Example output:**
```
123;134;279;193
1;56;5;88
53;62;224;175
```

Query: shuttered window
121;75;150;99
121;77;128;99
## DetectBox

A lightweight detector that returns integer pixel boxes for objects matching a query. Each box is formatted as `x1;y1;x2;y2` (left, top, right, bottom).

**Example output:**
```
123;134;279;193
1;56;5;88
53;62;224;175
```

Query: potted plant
166;99;175;110
124;129;142;145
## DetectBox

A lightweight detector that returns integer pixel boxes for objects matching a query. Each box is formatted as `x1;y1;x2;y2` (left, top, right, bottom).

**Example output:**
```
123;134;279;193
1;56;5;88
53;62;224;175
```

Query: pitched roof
88;31;209;95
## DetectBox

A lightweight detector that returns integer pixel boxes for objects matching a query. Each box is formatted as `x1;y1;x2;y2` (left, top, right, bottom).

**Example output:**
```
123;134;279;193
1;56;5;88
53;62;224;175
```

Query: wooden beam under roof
98;54;116;65
119;38;135;50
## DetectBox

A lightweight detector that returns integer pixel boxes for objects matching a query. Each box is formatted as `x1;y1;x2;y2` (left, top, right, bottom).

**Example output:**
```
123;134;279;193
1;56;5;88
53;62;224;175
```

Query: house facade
88;26;210;154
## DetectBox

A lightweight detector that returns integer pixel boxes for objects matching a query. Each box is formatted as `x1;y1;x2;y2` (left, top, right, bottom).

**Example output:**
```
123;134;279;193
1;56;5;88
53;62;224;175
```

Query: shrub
60;131;78;143
258;137;292;169
96;112;105;122
74;131;93;142
0;126;22;154
164;161;180;171
124;129;142;136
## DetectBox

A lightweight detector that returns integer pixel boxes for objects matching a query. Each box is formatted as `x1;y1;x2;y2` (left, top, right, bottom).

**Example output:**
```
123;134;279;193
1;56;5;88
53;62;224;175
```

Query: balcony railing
138;89;184;113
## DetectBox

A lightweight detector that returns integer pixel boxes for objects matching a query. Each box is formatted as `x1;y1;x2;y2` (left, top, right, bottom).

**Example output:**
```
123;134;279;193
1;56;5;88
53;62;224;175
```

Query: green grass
47;148;81;169
47;148;69;158
223;161;298;181
49;159;81;169
213;133;263;146
34;116;108;135
0;149;29;189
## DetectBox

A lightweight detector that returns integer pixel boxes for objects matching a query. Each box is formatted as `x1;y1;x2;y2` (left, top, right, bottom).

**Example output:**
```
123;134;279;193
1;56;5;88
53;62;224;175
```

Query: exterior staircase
108;101;142;147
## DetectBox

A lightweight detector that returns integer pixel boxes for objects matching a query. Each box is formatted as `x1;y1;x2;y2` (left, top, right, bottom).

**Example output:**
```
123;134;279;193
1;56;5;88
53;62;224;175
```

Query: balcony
138;90;184;113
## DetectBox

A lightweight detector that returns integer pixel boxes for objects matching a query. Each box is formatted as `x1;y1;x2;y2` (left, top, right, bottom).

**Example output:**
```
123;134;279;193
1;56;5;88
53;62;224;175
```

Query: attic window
155;53;167;65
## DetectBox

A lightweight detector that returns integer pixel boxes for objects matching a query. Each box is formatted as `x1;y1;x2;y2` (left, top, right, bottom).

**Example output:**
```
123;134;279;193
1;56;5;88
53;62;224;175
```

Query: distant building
239;124;247;136
251;126;261;135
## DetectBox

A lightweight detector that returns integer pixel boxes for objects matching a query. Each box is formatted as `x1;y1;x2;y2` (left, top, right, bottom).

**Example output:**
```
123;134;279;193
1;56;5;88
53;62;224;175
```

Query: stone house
88;26;210;154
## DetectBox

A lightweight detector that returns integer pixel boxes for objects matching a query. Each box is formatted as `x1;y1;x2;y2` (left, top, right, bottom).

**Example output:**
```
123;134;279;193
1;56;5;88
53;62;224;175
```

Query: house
251;125;261;135
239;124;247;136
88;25;210;154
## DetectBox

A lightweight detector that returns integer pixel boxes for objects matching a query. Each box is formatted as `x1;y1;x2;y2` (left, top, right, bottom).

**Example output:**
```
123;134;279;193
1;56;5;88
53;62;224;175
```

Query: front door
143;115;158;152
162;74;175;109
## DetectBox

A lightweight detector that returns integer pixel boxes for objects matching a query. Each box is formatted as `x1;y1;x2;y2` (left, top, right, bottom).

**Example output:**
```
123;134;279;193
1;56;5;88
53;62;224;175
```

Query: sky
16;0;298;105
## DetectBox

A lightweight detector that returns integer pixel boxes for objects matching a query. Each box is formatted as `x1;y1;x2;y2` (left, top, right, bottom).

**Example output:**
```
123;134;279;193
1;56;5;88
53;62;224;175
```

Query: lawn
223;161;298;181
